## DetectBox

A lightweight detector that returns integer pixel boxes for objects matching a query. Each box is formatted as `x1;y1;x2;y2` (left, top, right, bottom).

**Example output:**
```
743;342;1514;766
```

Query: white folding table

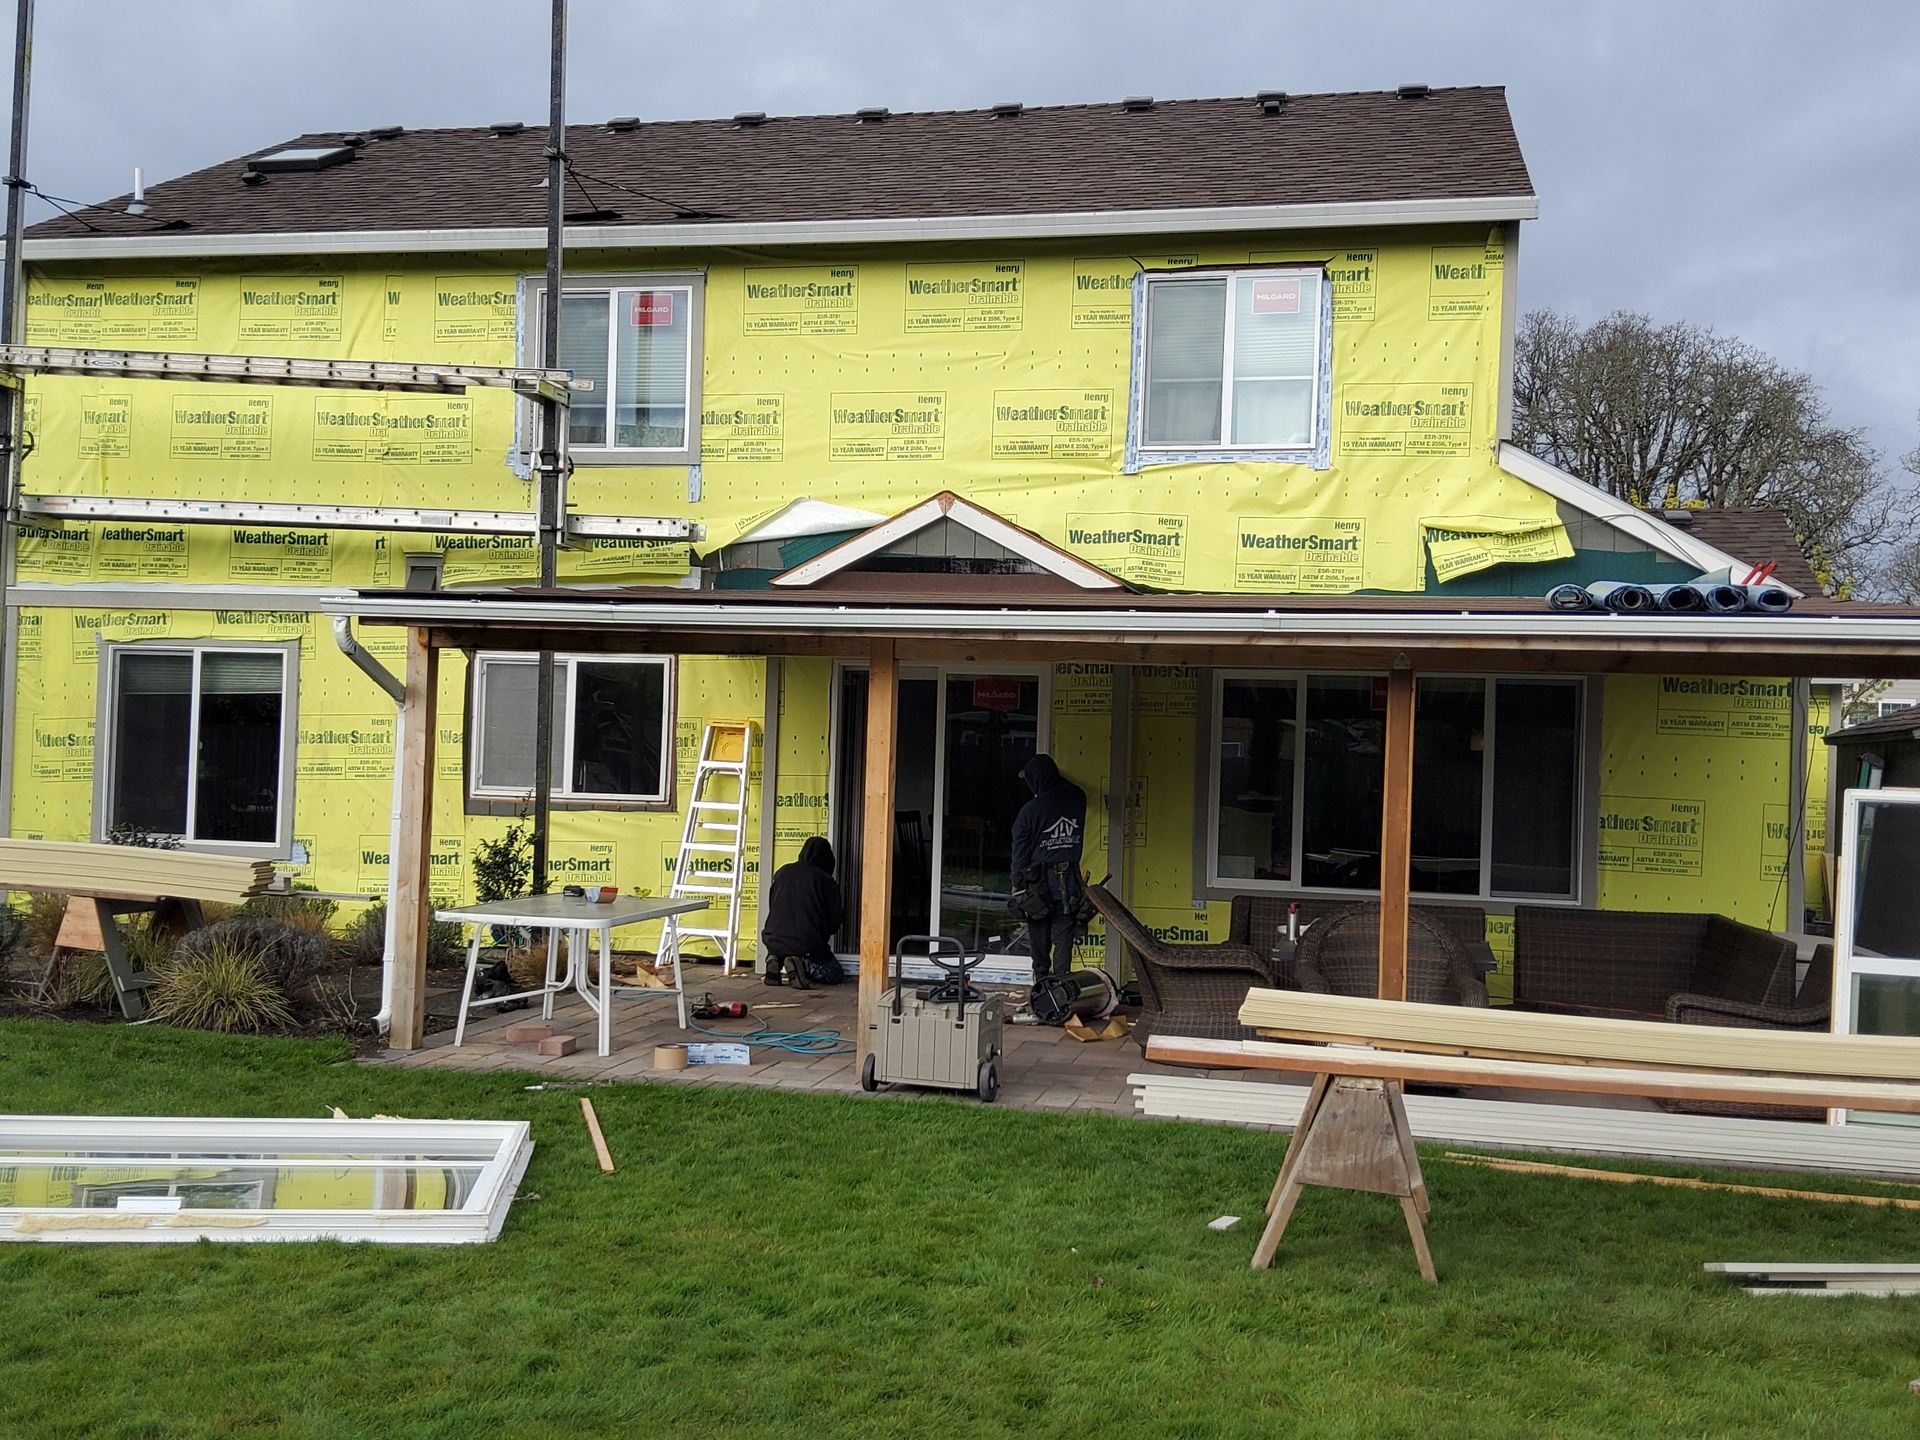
440;893;708;1057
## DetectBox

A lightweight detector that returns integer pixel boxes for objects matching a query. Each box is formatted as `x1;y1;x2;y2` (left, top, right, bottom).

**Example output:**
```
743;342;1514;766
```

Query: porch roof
325;586;1920;678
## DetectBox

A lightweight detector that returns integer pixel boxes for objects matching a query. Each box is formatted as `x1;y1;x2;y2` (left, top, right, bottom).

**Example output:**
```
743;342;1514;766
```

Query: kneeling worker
761;835;845;989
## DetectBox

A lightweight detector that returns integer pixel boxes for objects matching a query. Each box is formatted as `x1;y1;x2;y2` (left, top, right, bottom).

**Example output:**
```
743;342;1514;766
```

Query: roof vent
249;145;355;174
341;133;368;148
733;111;767;128
1121;95;1154;112
239;168;264;186
1396;83;1431;99
855;106;889;123
368;125;404;140
992;101;1023;118
1257;90;1288;115
489;121;526;136
606;116;640;132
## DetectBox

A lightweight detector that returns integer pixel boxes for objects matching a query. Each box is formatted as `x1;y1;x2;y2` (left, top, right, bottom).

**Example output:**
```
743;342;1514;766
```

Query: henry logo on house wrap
992;390;1115;461
228;529;333;583
743;265;858;335
1065;511;1185;587
78;395;132;458
1257;249;1379;320
359;836;465;903
312;396;475;465
431;277;515;343
170;395;272;460
1069;255;1197;328
238;276;344;342
700;394;784;463
26;276;199;344
1598;796;1706;878
1233;518;1366;593
829;392;945;462
905;261;1024;332
96;525;188;580
1339;383;1476;459
1655;677;1792;740
297;716;395;781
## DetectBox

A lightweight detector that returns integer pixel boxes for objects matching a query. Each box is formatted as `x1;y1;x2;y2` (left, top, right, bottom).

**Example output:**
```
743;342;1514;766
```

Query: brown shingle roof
1651;508;1825;594
27;88;1533;242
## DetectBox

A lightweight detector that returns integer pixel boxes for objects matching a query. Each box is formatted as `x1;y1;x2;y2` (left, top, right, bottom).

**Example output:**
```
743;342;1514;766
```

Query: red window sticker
1249;278;1301;315
972;677;1021;712
630;292;674;326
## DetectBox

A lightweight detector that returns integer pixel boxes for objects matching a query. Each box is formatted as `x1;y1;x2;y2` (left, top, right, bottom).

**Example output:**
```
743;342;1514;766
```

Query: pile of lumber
0;840;274;903
1707;1263;1920;1297
1126;1072;1920;1179
1236;989;1920;1083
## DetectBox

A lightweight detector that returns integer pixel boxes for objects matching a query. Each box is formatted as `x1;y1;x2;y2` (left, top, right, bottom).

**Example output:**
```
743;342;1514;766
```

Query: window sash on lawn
471;654;671;804
1143;268;1323;452
1211;672;1582;901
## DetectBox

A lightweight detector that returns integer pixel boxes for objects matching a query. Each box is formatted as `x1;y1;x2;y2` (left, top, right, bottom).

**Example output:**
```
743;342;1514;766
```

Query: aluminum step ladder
657;719;755;979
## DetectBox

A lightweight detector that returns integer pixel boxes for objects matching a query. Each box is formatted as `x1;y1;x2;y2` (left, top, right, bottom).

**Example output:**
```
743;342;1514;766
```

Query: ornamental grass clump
149;939;294;1034
176;917;332;1003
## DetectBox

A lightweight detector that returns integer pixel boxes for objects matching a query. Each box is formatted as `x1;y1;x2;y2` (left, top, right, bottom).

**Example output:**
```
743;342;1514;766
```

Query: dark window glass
1301;676;1385;889
1217;680;1297;882
112;652;191;835
1411;679;1485;895
1491;681;1579;896
193;653;283;843
570;660;666;798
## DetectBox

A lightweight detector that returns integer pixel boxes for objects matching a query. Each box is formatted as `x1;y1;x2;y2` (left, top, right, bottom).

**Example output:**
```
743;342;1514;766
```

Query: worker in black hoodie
761;835;845;989
1009;754;1088;989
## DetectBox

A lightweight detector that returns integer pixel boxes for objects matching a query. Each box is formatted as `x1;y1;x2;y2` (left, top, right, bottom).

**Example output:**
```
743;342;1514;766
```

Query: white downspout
332;617;407;1034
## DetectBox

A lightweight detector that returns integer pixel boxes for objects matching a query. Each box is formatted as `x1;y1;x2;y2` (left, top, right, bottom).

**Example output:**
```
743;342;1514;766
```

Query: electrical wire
562;162;731;221
682;1014;853;1056
25;182;180;229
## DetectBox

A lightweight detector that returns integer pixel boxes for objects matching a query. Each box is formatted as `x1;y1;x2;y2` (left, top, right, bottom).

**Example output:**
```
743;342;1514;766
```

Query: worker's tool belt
1012;862;1093;925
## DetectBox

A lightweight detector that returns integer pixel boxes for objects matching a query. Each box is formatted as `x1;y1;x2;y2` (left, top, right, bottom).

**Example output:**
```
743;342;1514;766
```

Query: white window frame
520;269;704;466
1133;265;1330;461
469;652;674;806
93;640;299;861
0;1115;532;1246
1205;669;1587;904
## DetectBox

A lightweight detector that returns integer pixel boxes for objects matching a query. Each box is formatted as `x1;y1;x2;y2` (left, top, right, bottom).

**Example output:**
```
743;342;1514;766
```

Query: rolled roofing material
1688;581;1747;614
1745;585;1794;614
1651;583;1707;613
1587;581;1656;614
1545;583;1592;612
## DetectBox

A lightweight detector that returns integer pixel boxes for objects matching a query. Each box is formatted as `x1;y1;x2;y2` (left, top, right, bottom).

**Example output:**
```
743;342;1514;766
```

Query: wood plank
1236;989;1920;1082
855;638;899;1066
388;628;438;1052
1443;1153;1920;1211
1706;1263;1920;1278
580;1099;616;1174
1143;1036;1920;1113
1378;666;1414;1002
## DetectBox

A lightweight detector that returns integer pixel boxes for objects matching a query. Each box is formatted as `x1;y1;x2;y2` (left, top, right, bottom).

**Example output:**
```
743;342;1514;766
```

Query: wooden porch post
1378;664;1415;1002
388;626;439;1051
856;639;899;1063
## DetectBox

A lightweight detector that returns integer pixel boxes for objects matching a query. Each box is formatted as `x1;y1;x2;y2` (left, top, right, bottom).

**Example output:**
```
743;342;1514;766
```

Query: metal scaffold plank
17;493;694;540
0;344;585;403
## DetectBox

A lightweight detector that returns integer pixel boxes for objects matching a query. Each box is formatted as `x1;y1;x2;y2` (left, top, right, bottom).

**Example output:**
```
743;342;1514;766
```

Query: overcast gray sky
8;0;1917;471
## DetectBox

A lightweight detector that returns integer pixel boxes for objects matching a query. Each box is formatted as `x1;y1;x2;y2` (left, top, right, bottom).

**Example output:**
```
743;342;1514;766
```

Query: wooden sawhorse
1253;1072;1435;1283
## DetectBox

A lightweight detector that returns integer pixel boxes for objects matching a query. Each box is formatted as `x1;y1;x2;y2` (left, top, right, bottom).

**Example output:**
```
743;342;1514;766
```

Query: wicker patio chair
1292;902;1490;1006
1511;907;1796;1021
1661;944;1833;1120
1085;884;1284;1047
1229;895;1491;986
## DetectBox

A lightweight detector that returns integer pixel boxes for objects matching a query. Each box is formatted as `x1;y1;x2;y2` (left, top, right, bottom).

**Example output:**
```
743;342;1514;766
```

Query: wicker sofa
1228;895;1490;986
1511;905;1797;1021
1085;884;1285;1046
1293;903;1489;1006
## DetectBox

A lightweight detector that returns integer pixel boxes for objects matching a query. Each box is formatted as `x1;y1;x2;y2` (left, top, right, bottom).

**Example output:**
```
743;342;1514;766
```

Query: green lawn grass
1;1018;1917;1439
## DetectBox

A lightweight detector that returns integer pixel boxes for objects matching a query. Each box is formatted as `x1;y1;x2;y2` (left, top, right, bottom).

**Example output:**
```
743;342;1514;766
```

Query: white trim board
22;195;1542;263
772;492;1123;590
1128;1073;1920;1179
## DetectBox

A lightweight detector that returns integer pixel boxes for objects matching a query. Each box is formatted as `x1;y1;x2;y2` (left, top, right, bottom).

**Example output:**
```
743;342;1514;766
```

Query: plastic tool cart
862;935;1007;1102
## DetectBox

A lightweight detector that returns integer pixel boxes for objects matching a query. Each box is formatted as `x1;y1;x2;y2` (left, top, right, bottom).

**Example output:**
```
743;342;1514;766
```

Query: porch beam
388;626;439;1050
1378;665;1416;1002
856;638;900;1065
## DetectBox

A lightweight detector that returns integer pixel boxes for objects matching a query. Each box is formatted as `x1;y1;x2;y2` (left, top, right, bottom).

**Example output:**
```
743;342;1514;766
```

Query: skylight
250;145;356;174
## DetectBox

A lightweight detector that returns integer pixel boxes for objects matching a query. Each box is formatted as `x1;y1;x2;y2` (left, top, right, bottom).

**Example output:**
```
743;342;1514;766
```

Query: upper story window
1134;266;1329;464
526;272;703;466
97;642;298;857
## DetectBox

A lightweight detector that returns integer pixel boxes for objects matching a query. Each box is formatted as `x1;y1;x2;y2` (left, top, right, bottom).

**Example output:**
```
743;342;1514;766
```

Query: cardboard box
683;1042;751;1066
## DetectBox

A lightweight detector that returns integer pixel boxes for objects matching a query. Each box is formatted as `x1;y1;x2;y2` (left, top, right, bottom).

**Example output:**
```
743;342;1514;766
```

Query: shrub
21;892;70;956
344;903;466;970
149;940;294;1034
105;822;182;851
237;889;339;938
38;950;116;1010
176;917;331;1001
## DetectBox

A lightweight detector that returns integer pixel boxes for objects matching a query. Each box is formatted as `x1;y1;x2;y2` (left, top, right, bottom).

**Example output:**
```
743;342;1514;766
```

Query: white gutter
1494;442;1801;593
315;593;1920;647
22;194;1540;262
